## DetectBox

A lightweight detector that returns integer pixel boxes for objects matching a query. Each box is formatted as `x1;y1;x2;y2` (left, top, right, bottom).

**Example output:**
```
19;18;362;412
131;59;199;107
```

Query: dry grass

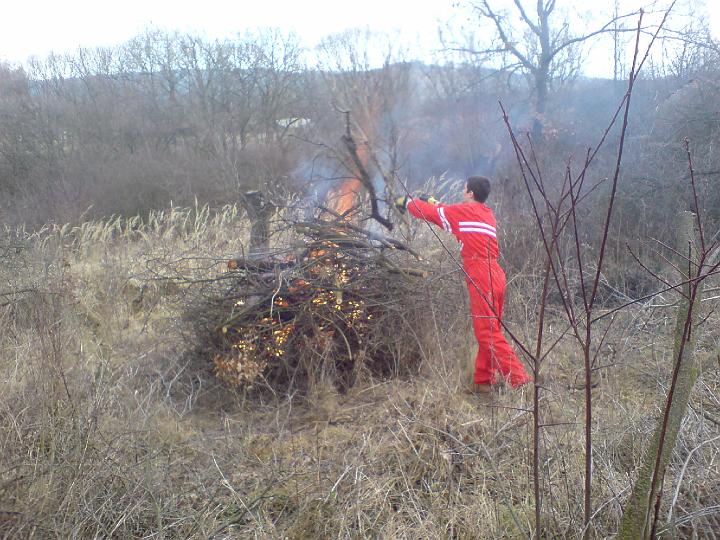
0;206;718;538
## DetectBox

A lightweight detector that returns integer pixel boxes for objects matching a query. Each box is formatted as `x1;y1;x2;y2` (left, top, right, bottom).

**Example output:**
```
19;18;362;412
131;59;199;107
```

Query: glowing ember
213;244;377;387
206;214;429;393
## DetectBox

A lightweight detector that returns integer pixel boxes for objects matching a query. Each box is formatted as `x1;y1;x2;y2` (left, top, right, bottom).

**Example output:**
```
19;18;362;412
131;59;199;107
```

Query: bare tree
449;0;641;138
0;63;35;198
494;9;679;537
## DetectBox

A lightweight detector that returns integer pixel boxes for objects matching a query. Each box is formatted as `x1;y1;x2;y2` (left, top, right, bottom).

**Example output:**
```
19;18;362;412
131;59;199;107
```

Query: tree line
0;8;717;239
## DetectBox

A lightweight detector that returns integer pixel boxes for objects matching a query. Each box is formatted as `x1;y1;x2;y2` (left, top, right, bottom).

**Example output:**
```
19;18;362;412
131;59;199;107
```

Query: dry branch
183;218;428;393
340;123;393;231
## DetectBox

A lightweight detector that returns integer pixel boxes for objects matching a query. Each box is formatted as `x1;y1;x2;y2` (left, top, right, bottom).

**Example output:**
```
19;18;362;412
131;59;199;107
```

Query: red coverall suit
407;197;531;387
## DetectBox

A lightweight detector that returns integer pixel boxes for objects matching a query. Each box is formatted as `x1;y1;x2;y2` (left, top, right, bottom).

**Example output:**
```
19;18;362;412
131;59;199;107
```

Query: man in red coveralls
396;176;532;391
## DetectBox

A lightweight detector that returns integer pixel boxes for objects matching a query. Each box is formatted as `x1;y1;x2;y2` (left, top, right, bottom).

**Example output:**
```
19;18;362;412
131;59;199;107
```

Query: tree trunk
532;67;549;140
240;190;275;258
617;211;702;539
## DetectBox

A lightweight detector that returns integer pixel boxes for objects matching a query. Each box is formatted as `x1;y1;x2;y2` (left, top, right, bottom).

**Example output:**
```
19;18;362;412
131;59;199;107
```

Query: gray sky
0;0;454;62
2;0;717;76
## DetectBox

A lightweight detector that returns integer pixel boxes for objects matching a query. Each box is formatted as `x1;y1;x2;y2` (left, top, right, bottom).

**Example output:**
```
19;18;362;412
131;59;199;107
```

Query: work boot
463;383;493;395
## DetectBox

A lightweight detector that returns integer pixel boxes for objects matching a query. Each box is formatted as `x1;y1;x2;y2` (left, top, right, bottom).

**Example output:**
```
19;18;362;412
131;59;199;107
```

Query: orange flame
328;178;363;217
328;137;369;218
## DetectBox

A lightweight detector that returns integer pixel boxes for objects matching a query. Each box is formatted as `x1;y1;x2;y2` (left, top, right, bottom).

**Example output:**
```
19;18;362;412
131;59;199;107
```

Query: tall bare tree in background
177;30;305;191
0;63;35;199
448;0;641;138
6;29;309;224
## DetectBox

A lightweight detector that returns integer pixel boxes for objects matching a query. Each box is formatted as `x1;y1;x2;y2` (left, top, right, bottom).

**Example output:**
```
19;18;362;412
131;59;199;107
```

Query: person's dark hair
466;176;491;203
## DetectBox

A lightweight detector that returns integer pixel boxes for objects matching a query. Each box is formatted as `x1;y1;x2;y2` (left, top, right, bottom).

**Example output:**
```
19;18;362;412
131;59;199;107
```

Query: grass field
1;206;718;538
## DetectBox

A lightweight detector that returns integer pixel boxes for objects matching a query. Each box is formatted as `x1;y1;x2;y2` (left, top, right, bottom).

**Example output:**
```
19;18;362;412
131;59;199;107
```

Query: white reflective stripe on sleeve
438;207;452;232
458;227;497;238
458;221;496;233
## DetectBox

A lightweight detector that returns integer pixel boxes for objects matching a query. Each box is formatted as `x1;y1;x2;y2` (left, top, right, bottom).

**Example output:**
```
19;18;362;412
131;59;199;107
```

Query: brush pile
185;219;431;393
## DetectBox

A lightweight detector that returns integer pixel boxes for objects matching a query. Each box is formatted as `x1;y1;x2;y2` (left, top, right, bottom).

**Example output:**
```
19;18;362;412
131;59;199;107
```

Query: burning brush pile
186;218;431;393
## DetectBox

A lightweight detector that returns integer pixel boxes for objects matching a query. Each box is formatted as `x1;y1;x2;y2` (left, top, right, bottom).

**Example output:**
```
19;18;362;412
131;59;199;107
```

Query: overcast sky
1;0;717;76
0;0;454;62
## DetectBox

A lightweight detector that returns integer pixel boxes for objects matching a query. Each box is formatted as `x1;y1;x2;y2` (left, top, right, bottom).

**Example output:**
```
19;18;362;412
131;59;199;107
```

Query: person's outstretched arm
405;197;453;233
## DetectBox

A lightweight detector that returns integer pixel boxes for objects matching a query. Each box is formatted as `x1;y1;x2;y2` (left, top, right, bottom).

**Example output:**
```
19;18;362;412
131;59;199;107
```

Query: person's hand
418;194;439;205
394;195;409;212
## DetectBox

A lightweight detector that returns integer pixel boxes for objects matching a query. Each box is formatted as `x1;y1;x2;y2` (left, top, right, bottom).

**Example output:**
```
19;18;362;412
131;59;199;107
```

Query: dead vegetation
0;204;718;538
178;218;430;394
